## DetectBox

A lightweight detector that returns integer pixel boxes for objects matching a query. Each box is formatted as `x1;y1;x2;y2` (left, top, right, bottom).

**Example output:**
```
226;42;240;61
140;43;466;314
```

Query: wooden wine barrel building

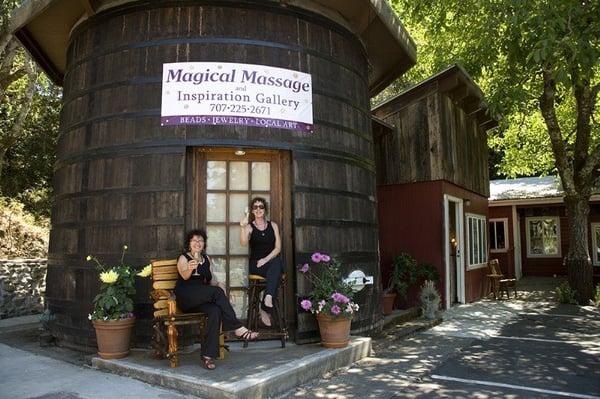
12;0;416;349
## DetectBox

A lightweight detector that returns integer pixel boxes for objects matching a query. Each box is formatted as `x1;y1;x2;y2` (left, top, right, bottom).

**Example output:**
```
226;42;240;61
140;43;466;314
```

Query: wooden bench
149;259;225;368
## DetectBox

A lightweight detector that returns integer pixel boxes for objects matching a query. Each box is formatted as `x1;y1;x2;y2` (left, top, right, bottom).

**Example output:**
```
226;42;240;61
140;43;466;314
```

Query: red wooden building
489;176;600;282
372;65;498;309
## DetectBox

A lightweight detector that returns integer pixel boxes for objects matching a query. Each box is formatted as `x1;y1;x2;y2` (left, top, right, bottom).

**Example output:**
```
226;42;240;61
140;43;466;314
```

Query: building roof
372;64;499;130
490;176;562;201
10;0;416;94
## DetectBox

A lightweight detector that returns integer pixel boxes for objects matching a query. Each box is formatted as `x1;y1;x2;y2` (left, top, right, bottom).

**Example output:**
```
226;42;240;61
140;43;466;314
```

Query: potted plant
392;253;418;302
390;254;440;309
87;245;152;359
298;252;359;348
382;258;405;315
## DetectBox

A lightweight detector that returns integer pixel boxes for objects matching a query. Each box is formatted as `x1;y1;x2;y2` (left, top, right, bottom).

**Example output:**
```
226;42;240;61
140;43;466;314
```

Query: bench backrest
150;259;179;317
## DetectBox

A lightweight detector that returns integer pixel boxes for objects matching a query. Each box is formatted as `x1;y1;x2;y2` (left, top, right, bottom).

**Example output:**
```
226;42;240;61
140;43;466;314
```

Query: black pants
249;255;283;298
176;284;242;358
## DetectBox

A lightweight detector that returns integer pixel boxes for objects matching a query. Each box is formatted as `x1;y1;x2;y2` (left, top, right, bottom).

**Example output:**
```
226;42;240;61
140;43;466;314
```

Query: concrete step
93;336;371;399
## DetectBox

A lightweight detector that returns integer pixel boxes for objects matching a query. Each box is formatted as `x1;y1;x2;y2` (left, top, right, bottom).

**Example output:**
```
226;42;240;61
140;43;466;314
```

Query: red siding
490;201;600;281
488;206;516;278
378;180;489;307
377;181;444;307
377;182;445;275
441;182;488;303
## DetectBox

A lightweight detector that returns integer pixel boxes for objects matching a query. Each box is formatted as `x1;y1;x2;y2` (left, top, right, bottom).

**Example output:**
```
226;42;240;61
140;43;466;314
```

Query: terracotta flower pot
316;313;351;348
382;292;397;315
92;317;135;359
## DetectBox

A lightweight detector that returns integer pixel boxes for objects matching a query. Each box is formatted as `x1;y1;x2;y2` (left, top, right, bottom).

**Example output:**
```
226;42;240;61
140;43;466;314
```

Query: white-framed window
525;217;560;257
591;223;600;266
467;213;488;268
489;218;509;252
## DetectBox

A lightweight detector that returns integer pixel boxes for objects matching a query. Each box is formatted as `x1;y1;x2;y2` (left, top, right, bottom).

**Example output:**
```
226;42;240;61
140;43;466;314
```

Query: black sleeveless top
249;221;275;261
177;253;212;285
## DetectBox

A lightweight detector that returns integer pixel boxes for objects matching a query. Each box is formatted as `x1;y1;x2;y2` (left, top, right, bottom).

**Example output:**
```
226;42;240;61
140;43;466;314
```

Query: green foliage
0;196;49;258
390;254;440;299
1;74;61;217
389;253;417;298
390;0;600;178
1;1;61;218
555;281;577;305
418;263;440;283
87;246;151;321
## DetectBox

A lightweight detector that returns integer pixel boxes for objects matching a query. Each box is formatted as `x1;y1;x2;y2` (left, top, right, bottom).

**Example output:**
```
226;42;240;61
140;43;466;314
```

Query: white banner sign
161;62;313;132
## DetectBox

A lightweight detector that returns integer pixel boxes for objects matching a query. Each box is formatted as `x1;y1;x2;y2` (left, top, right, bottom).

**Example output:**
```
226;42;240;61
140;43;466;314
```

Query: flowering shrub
299;252;359;318
87;245;152;321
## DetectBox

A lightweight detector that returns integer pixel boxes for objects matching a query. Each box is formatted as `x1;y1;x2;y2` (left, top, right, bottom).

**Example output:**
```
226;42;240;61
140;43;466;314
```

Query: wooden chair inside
487;259;517;299
149;259;225;368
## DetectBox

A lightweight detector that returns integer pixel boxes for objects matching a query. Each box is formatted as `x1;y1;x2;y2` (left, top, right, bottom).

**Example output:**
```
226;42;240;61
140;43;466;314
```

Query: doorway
444;194;465;308
189;148;291;319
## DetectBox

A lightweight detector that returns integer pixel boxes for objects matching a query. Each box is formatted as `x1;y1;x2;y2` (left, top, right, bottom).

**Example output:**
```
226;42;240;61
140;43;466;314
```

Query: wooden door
189;148;288;319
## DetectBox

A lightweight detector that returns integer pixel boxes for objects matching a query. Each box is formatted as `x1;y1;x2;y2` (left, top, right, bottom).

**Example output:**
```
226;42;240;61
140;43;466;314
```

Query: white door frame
444;194;466;308
512;205;523;279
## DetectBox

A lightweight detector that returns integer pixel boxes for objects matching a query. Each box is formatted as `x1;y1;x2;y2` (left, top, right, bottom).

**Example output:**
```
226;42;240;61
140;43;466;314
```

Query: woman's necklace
255;220;267;236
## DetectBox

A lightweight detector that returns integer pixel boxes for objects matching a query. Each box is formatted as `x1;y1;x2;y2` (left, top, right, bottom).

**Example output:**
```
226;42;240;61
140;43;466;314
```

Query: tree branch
0;60;38;180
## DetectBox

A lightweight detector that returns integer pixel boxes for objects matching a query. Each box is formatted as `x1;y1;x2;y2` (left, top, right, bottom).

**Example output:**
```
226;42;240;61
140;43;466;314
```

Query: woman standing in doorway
175;229;258;370
239;197;283;327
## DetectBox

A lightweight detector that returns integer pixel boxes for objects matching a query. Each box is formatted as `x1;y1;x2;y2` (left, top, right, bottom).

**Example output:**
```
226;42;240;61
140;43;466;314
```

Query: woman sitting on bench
175;229;258;370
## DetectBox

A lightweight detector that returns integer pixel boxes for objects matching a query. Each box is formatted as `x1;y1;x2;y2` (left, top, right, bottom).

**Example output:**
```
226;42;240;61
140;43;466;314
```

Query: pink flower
320;254;331;262
300;263;310;273
300;299;312;311
331;305;341;315
331;292;350;304
311;253;322;263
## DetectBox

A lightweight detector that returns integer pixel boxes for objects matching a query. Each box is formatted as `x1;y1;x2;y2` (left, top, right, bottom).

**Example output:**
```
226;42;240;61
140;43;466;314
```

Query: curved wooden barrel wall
49;1;380;349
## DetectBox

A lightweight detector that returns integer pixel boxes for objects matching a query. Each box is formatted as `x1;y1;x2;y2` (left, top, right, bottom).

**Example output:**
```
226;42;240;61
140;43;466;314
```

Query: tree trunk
564;195;594;304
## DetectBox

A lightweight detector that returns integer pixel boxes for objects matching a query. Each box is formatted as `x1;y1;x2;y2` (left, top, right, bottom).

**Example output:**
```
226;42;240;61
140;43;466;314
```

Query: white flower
88;314;92;320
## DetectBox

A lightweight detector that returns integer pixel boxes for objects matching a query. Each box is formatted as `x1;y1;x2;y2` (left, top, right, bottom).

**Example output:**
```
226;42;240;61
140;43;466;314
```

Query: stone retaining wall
0;259;46;319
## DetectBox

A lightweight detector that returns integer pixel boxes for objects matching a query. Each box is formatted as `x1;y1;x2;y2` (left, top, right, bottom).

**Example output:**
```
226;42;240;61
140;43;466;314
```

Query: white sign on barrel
161;62;313;133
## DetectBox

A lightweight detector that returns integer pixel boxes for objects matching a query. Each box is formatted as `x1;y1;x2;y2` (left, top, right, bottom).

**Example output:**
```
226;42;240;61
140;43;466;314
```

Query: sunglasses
252;204;265;210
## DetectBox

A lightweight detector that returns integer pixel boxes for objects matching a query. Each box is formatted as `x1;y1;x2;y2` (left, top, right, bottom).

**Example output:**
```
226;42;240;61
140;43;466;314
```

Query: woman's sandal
201;356;216;370
261;299;277;316
258;309;272;327
235;328;259;341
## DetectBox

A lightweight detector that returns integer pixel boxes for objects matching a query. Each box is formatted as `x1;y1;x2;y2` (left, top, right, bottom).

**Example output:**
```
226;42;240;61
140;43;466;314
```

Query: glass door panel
210;257;227;283
229;193;248;222
206;193;226;222
251;162;270;190
207;161;227;189
203;152;275;319
229;161;249;190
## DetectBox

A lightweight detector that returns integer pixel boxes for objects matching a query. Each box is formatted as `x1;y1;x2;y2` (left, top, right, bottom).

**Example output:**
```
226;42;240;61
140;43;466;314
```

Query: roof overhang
489;195;600;207
11;0;416;93
372;64;499;130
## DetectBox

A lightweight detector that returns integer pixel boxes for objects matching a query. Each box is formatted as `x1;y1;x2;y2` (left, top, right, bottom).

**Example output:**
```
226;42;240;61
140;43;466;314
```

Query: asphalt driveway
292;278;600;398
